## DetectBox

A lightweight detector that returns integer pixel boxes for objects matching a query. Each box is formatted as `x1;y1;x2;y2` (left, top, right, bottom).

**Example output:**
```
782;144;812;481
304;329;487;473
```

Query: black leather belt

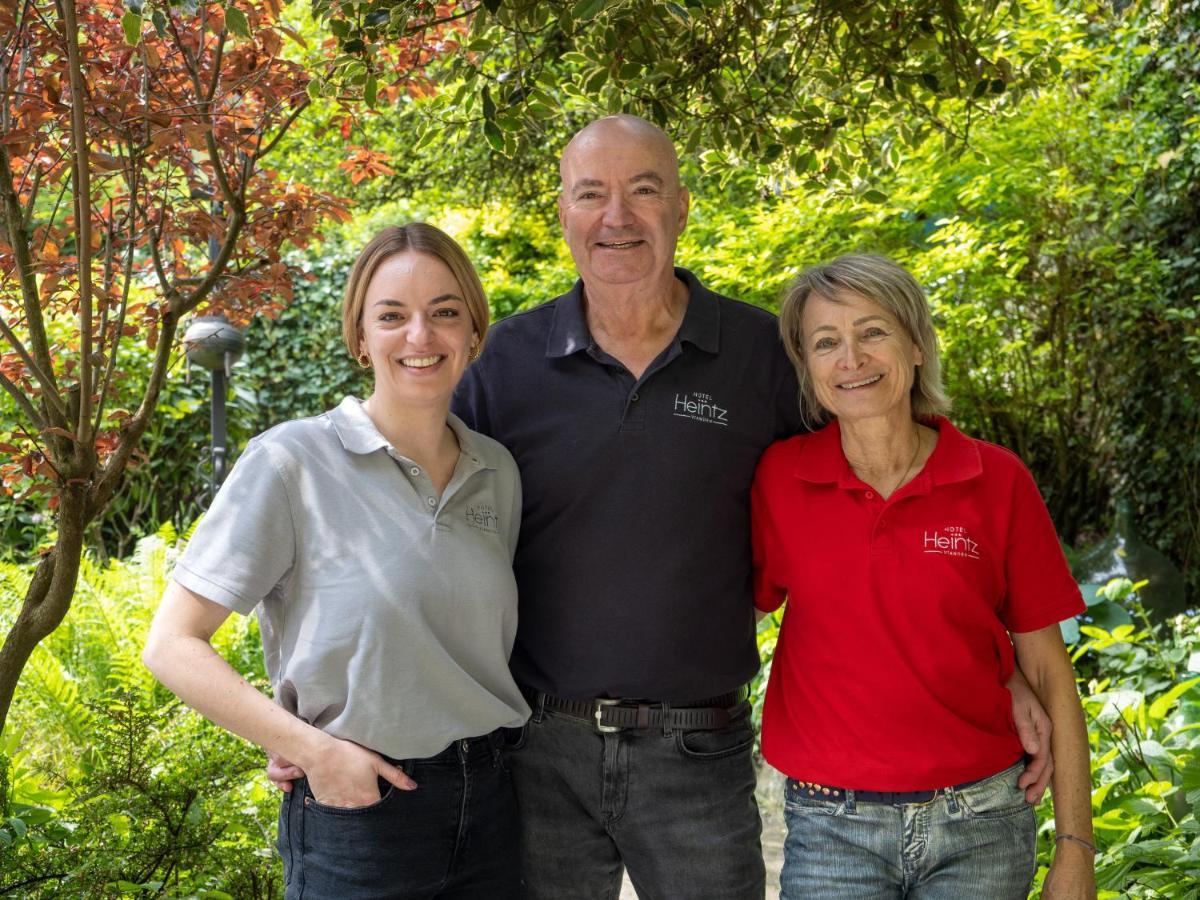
523;686;749;733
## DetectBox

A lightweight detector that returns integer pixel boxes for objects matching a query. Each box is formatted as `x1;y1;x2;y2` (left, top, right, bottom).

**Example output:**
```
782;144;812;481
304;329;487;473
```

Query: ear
557;193;567;230
913;345;925;367
677;185;690;234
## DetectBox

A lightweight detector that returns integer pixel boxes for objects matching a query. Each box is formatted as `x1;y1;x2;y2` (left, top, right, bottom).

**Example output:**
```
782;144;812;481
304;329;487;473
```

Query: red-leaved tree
0;0;354;735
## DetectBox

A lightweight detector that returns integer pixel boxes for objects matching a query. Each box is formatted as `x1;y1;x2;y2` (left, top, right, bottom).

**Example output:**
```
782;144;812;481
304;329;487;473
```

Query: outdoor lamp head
182;314;245;375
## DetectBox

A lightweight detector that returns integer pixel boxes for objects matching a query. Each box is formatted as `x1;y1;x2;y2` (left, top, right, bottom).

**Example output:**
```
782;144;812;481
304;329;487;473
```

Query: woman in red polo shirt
753;254;1095;899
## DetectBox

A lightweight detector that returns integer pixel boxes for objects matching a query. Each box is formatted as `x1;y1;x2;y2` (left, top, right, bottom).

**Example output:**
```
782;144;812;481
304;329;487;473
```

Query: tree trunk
0;486;88;734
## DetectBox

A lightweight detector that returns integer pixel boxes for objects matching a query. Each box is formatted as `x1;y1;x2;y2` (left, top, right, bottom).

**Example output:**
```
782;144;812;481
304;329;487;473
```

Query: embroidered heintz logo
465;503;500;534
923;524;981;559
672;391;729;427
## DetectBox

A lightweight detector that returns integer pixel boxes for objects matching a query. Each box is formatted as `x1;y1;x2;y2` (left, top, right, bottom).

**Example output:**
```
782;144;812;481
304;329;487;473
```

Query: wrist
1054;832;1097;857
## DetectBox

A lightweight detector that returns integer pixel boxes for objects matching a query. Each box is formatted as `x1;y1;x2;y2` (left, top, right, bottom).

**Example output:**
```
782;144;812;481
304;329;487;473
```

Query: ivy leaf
571;0;606;24
121;10;143;46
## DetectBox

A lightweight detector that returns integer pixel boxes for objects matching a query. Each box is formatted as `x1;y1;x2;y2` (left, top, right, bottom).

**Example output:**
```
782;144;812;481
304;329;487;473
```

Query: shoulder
238;410;343;473
462;423;519;476
485;300;559;345
756;432;806;479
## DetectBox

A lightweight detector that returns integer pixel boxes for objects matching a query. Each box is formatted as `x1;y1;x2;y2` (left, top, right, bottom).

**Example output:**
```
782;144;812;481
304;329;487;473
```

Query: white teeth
599;240;640;248
839;375;882;389
400;356;443;368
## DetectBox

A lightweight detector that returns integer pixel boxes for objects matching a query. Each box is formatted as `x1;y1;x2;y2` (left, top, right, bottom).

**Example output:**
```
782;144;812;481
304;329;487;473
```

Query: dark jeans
507;698;765;900
278;730;520;899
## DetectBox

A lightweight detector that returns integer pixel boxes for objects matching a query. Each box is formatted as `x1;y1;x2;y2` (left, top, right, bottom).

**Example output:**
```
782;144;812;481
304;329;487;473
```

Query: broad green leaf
224;5;251;39
1148;678;1200;723
121;10;143;46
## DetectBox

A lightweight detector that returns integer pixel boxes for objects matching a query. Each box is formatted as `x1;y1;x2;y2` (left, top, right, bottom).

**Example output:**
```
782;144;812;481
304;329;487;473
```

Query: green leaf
571;0;606;23
1088;601;1134;632
482;87;496;124
1149;677;1200;723
862;189;888;204
224;5;251;39
1080;583;1105;607
483;119;504;153
364;74;378;108
1060;617;1081;645
121;10;143;46
151;9;168;38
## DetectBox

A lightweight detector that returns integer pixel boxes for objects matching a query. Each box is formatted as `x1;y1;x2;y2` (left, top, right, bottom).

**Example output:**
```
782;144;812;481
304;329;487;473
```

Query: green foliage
1064;579;1200;898
311;0;1059;193
1;528;278;897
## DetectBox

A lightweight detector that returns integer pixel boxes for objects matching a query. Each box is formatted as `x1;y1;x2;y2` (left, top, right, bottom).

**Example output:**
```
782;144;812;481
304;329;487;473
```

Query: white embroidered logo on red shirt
922;524;980;559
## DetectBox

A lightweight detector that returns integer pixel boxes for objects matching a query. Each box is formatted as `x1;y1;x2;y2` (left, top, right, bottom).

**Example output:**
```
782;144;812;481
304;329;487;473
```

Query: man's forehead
559;118;680;181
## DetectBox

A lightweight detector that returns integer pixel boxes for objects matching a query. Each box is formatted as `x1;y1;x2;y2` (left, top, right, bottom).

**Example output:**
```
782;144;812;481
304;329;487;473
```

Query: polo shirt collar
794;415;981;491
328;396;495;470
545;267;720;359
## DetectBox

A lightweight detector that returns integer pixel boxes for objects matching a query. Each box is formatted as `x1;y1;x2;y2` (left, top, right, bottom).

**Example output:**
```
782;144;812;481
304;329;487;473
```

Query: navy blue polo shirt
452;269;802;701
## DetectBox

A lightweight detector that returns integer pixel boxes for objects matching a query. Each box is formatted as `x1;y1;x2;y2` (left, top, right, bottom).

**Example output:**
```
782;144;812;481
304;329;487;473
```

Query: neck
361;393;455;465
839;411;931;498
583;271;687;341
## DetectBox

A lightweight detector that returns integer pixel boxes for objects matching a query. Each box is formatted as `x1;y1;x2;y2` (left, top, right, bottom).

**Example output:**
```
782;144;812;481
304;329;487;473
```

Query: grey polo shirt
172;396;530;760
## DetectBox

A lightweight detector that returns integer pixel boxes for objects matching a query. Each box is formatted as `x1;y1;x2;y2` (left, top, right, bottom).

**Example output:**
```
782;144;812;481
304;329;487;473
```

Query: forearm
143;584;333;770
146;633;328;766
1040;663;1093;843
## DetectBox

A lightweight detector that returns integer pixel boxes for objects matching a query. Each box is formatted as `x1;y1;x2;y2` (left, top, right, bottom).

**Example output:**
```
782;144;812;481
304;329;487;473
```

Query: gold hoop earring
357;352;371;369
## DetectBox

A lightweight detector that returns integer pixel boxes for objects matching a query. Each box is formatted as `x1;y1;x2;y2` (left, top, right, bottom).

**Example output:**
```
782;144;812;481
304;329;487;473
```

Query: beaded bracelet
1055;833;1097;854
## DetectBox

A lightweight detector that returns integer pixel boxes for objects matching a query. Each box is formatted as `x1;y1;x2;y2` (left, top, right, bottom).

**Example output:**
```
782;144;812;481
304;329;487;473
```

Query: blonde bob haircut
341;223;490;360
779;253;950;429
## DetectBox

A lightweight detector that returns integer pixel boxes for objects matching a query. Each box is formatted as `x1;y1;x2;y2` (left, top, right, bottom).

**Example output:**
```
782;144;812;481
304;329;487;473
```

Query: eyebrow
371;294;463;308
568;172;665;192
809;315;888;334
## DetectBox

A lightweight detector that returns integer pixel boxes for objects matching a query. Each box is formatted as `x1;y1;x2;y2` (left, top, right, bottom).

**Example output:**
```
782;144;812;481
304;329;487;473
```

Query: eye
378;311;402;322
432;307;459;318
813;336;837;351
577;190;601;201
862;326;889;339
633;186;658;195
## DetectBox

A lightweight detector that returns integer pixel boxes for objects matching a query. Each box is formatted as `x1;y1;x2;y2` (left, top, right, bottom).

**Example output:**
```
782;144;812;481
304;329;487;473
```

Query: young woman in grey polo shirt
144;223;530;899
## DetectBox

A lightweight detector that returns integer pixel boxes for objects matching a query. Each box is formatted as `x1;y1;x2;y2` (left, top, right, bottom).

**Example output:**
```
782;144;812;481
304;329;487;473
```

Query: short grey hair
779;254;950;428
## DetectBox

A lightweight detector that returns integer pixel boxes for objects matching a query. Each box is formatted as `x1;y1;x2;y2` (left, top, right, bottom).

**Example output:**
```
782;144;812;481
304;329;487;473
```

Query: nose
837;338;866;369
601;192;634;228
407;313;433;346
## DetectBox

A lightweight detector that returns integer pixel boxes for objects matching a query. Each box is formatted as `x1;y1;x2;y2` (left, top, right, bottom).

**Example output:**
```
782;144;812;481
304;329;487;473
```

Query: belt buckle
594;698;623;733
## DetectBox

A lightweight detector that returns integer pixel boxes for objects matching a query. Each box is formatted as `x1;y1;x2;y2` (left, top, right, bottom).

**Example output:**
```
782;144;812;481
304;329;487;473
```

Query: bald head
556;115;689;293
560;115;681;190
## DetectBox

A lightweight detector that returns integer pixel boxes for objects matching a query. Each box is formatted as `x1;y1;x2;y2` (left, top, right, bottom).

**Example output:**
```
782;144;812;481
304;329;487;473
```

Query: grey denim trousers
507;698;766;900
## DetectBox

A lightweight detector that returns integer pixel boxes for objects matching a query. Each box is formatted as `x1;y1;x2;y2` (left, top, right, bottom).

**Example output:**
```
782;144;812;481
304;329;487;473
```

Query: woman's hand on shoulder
1042;843;1097;900
305;736;417;808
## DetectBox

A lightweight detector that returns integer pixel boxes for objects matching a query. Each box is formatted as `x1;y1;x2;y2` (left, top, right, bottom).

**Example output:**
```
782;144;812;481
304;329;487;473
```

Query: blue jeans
507;697;765;900
278;730;520;899
779;760;1036;900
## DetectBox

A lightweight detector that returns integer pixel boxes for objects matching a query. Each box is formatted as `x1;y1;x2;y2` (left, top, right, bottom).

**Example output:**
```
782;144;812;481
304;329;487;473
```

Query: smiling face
557;118;689;290
801;290;924;425
358;250;478;410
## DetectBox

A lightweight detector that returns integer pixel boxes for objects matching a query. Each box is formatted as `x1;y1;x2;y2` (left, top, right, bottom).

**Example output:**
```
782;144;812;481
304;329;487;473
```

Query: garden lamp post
181;314;245;498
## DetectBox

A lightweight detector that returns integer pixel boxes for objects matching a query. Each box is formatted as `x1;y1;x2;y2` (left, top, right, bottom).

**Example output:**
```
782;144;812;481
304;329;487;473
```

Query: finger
1013;709;1040;755
377;760;418;791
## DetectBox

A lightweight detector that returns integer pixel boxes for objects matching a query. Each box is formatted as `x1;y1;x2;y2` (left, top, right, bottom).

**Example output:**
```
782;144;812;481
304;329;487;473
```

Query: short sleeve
172;438;297;615
751;450;789;614
1000;461;1085;632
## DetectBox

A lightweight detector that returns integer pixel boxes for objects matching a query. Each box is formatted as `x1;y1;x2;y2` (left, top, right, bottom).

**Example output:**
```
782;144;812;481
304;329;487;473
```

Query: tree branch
59;0;95;445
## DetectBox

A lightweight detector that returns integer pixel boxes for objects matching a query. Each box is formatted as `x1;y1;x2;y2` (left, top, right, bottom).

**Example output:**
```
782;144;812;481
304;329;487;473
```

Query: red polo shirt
751;417;1084;790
